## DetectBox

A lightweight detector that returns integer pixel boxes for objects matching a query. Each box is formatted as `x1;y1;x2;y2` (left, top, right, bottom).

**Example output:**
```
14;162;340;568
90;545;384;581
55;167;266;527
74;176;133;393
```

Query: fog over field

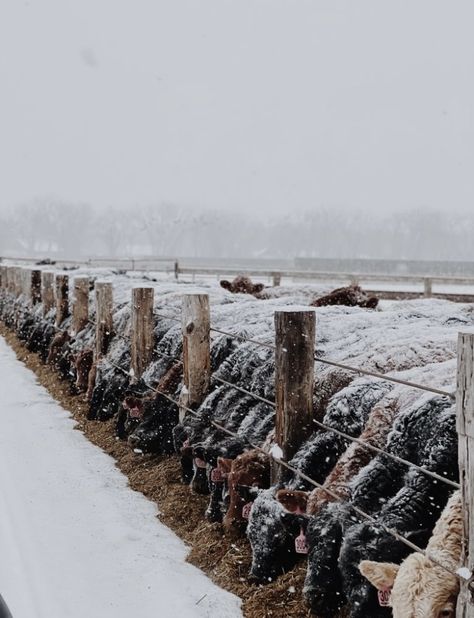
0;1;473;259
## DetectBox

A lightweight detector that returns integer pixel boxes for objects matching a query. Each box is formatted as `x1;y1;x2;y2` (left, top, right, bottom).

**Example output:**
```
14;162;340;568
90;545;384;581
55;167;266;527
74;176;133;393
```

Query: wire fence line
132;345;460;491
210;320;455;400
57;311;459;491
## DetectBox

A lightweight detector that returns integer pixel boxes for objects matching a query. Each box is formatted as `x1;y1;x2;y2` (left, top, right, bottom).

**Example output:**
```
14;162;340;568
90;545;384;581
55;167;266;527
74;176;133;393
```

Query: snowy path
0;337;242;618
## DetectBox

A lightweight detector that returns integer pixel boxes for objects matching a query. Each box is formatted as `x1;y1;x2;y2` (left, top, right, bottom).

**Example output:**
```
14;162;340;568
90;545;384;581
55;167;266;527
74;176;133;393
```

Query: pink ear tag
129;407;141;419
295;527;309;554
242;502;253;519
378;588;391;607
194;458;207;469
211;468;223;483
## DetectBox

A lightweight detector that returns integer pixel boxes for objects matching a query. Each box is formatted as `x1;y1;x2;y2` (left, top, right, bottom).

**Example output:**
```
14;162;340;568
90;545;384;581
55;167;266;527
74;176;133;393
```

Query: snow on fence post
31;269;42;305
424;278;433;298
272;272;281;287
179;294;210;422
41;271;55;316
95;282;114;357
55;274;69;327
71;277;89;335
272;309;316;482
456;332;474;618
131;287;154;380
174;260;179;281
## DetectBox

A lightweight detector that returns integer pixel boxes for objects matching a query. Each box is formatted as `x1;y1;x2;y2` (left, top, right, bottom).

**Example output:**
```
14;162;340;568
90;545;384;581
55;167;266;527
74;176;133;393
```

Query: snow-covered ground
0;338;242;618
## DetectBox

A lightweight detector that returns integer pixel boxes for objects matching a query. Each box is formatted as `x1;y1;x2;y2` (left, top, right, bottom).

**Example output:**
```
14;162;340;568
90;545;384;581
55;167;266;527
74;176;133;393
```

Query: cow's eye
439;610;453;618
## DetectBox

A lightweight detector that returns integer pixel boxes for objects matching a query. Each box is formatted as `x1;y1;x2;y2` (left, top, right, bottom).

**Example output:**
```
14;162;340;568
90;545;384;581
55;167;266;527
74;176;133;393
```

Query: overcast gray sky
1;0;473;215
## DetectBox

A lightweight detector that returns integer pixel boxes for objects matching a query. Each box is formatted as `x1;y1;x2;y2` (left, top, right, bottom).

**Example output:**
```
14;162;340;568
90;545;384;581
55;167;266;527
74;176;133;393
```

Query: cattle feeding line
108;337;460;491
101;355;462;583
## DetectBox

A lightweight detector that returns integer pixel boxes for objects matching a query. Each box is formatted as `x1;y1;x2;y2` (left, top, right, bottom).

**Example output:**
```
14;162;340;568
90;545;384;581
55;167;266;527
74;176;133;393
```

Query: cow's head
220;280;232;292
360;556;458;618
223;450;270;538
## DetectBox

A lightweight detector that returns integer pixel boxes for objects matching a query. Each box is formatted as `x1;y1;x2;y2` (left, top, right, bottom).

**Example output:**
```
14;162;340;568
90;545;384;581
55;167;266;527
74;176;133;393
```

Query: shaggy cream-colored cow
359;490;462;618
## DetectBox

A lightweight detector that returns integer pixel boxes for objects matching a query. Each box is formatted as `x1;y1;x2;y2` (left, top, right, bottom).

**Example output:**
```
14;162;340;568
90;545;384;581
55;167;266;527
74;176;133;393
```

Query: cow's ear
359;561;399;591
220;280;231;291
217;457;233;473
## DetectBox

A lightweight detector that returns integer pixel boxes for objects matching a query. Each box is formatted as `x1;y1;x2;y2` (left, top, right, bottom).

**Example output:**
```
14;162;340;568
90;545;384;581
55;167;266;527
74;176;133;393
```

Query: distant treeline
1;200;471;261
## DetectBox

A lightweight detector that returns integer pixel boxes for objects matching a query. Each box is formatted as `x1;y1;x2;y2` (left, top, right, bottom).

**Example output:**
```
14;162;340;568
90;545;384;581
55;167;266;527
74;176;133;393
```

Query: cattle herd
1;272;472;617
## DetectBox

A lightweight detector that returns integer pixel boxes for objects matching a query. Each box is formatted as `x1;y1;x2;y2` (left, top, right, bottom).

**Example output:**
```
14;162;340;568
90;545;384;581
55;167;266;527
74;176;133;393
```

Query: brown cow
71;348;94;394
46;330;71;378
220;276;264;297
222;450;271;538
311;285;379;309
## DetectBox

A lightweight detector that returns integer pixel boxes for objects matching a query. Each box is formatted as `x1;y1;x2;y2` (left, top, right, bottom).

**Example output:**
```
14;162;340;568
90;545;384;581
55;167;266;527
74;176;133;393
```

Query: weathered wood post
31;269;42;305
7;266;15;296
41;271;56;316
71;277;89;335
424;277;433;298
95;282;114;357
272;310;316;482
272;272;282;287
179;294;210;422
131;287;154;380
14;267;22;297
457;331;474;618
0;266;6;291
174;260;179;281
22;268;32;302
55;274;69;326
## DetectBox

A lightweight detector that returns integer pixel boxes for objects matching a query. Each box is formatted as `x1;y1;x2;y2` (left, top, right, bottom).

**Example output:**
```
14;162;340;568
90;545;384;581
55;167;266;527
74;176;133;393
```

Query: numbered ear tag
295;528;309;554
242;502;253;519
378;589;391;607
194;458;207;469
129;407;141;419
211;468;223;483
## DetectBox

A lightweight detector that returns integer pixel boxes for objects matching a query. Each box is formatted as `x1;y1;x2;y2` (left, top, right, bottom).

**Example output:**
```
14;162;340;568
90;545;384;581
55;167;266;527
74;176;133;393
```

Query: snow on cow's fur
359;489;462;618
304;395;458;618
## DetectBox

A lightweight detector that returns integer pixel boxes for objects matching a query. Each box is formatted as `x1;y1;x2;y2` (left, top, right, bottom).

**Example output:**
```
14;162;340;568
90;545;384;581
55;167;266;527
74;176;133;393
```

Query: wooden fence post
131;287;154;379
31;269;42;305
0;266;6;291
55;274;69;326
41;271;55;316
272;272;282;287
22;268;32;302
71;277;89;335
14;267;22;297
174;260;179;281
180;293;210;421
95;282;114;357
457;332;474;618
273;310;316;481
424;278;433;298
5;266;13;295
